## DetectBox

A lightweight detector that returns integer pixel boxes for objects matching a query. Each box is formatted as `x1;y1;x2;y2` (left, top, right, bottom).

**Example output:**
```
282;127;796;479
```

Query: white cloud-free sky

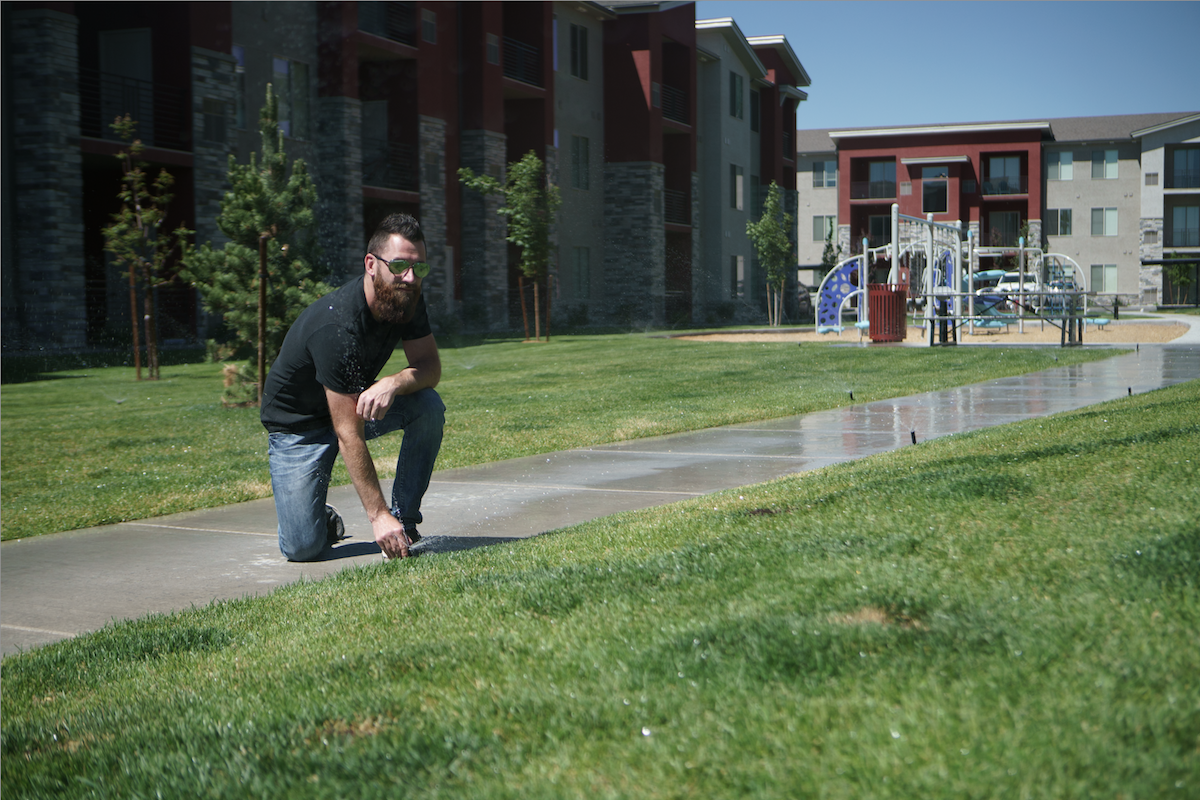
694;1;1200;130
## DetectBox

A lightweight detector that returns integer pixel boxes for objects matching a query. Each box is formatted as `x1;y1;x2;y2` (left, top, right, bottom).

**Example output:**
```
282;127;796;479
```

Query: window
1046;151;1072;181
232;45;246;129
202;98;226;144
812;160;836;188
750;175;761;218
574;246;590;299
989;211;1020;247
730;164;744;210
922;166;948;214
731;255;745;298
729;71;743;119
1045;209;1072;237
749;90;760;133
487;34;500;65
868;215;890;247
1172;147;1200;188
987;156;1022;194
1171;205;1199;247
571;135;589;190
867;160;895;198
651;82;660;109
421;9;436;44
1090;264;1117;293
812;215;837;242
569;24;588;80
272;57;310;139
1091;149;1118;180
1146;172;1159;186
1091;207;1118;236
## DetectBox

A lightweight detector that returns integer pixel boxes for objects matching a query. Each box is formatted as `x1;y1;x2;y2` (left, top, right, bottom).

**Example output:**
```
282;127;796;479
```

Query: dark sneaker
325;504;346;545
402;523;422;547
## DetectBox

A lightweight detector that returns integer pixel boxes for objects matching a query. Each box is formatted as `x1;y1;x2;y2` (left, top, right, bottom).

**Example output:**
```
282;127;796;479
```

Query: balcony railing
503;37;542;87
1168;168;1200;189
358;1;416;46
1167;228;1200;248
362;139;417;191
850;180;896;200
661;84;687;124
981;176;1028;195
664;188;689;225
79;68;188;150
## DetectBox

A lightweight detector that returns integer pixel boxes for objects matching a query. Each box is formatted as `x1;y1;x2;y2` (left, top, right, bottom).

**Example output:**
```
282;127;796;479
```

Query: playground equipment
814;204;1096;346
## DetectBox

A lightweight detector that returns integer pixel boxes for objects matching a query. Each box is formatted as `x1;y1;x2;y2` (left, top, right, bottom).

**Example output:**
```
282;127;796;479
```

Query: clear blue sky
695;1;1200;130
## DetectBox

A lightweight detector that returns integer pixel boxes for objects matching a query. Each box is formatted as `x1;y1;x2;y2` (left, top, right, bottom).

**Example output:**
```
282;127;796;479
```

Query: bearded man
261;213;444;561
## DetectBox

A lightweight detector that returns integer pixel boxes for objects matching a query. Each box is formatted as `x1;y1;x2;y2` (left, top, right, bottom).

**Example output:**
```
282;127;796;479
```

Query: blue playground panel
817;258;860;330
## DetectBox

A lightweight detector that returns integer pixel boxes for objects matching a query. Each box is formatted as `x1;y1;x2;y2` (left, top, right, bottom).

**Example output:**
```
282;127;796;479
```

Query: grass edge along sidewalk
4;377;1197;798
0;337;1116;541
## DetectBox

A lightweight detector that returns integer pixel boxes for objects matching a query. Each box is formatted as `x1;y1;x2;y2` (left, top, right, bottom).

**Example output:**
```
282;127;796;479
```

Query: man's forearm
335;424;391;521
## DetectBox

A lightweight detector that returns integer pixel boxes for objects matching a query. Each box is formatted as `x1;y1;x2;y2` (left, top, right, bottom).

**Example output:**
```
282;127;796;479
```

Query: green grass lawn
3;375;1197;798
1;335;1114;541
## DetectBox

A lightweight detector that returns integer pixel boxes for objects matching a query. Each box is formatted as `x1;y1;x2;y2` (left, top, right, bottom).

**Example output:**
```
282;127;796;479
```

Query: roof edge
1131;112;1200;138
830;121;1053;140
694;17;767;79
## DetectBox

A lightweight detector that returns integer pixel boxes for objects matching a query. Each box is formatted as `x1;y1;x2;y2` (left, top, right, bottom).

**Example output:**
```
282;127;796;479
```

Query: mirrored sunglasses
371;253;430;278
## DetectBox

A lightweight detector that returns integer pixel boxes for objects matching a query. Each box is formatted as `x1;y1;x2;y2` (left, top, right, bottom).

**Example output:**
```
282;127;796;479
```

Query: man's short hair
367;213;425;256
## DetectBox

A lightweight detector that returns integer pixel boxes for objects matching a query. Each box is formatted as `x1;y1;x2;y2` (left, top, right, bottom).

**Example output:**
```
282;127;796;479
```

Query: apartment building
795;112;1200;306
694;18;807;323
1;0;808;353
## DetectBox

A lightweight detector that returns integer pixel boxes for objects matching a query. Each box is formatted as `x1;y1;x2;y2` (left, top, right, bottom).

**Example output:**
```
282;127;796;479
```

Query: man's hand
373;510;413;559
356;378;397;421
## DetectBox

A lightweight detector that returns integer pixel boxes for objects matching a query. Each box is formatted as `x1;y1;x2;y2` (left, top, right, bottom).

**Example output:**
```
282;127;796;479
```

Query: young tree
459;151;561;341
1164;254;1197;305
101;115;193;380
180;85;330;404
819;218;844;277
746;181;795;326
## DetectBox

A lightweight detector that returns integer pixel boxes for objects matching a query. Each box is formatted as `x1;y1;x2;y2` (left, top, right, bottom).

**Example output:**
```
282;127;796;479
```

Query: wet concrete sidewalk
4;343;1199;657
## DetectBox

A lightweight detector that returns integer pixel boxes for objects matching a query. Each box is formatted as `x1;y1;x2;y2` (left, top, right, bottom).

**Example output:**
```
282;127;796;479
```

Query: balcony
79;68;188;151
1167;168;1200;190
981;176;1028;196
664;188;689;225
850;180;896;200
358;2;417;46
661;84;688;125
503;37;542;87
362;139;417;191
1167;228;1200;248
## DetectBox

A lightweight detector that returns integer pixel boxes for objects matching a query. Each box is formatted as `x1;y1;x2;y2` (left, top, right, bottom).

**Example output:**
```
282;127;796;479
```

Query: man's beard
373;270;421;324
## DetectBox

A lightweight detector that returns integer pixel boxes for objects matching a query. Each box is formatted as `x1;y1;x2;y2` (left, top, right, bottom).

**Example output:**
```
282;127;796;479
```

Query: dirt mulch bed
677;320;1188;345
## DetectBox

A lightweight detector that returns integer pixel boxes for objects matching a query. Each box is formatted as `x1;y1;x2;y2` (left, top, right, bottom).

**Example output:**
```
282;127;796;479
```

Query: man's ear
364;253;375;277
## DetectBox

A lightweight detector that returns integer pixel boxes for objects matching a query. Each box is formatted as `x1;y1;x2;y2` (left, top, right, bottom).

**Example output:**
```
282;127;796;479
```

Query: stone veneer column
314;95;363;282
1139;217;1164;305
460;129;508;332
190;47;237;338
5;9;86;351
601;161;665;327
418;115;450;320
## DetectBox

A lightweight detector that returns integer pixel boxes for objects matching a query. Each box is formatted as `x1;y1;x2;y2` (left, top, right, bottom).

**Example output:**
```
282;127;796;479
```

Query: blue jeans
267;388;445;561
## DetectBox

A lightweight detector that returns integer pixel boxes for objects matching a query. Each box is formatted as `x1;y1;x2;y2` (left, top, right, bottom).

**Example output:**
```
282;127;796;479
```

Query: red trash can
868;284;908;343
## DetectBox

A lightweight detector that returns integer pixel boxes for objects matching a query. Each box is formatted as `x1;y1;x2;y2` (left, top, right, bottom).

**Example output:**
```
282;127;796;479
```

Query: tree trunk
142;264;159;379
545;274;552;343
128;263;142;381
533;280;541;341
519;275;530;340
258;233;268;405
